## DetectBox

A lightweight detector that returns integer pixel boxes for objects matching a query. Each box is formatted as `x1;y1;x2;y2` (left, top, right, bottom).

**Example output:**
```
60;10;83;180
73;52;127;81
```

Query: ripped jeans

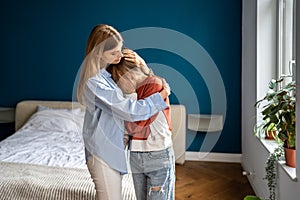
130;147;175;200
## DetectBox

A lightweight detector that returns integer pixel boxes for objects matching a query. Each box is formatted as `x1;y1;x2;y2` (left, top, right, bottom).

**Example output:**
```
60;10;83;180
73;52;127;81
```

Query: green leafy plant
244;195;264;200
264;145;284;200
254;78;296;149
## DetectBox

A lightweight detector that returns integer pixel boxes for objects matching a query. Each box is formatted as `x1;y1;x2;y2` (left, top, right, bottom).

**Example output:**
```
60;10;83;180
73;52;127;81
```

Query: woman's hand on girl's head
159;78;171;99
123;50;152;75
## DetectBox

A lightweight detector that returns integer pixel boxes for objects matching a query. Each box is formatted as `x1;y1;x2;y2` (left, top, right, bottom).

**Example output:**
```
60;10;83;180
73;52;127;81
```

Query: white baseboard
185;151;242;163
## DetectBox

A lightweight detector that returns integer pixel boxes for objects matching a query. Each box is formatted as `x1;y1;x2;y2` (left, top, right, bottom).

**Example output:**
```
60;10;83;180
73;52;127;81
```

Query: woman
77;24;170;200
108;48;175;200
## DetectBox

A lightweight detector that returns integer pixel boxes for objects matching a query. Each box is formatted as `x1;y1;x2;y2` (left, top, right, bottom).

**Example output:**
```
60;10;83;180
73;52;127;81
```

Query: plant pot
265;130;276;140
284;147;296;168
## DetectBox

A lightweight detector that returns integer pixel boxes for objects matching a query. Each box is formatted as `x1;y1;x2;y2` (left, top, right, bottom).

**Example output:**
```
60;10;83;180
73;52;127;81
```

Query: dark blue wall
0;0;241;153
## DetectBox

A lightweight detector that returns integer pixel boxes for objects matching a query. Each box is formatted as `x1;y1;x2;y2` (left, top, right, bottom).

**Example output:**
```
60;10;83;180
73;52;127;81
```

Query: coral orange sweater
125;76;172;140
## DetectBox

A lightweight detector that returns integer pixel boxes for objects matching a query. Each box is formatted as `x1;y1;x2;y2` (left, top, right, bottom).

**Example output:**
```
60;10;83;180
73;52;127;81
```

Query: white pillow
22;106;85;133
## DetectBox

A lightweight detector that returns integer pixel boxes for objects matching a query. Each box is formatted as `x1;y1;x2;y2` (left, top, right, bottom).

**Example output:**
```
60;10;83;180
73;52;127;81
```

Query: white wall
242;1;269;197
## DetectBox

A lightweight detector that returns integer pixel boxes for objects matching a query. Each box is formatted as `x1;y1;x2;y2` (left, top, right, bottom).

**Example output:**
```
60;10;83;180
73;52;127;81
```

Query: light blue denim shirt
82;69;167;174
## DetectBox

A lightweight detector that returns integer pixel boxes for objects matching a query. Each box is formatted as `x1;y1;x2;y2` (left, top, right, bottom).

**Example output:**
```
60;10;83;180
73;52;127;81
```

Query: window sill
259;138;297;181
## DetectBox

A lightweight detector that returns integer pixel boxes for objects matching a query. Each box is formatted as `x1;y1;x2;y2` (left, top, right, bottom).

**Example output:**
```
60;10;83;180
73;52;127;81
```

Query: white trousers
87;155;122;200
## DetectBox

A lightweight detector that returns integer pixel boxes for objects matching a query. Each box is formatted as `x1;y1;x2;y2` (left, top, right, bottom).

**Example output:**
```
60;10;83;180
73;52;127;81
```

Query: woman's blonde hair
77;24;123;104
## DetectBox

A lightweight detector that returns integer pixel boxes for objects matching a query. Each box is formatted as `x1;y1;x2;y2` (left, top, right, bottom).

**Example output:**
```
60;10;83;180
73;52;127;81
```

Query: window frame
277;0;296;82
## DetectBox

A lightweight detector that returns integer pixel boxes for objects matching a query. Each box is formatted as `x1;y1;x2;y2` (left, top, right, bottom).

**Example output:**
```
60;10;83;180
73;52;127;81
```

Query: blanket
0;162;96;200
0;162;136;200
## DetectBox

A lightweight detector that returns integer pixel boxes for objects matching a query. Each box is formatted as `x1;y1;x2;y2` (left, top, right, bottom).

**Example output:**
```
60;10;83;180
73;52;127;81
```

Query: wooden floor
175;161;255;200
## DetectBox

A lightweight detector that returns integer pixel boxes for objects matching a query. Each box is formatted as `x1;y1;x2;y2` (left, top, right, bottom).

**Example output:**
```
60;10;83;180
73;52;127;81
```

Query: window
256;0;297;179
277;0;296;82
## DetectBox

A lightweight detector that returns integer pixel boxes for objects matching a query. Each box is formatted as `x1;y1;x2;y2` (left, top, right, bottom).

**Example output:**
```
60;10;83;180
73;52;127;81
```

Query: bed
0;100;186;200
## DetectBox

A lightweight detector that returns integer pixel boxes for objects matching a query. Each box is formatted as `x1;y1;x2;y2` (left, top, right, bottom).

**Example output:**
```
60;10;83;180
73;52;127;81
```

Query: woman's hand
159;78;171;99
123;50;152;75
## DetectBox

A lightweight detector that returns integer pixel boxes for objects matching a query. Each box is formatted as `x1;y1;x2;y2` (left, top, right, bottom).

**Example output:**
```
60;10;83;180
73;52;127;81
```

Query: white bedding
0;108;86;168
0;106;137;200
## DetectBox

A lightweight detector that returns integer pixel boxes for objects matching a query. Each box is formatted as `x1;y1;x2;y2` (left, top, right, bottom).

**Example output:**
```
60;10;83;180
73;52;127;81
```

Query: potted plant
265;122;277;140
254;77;296;168
255;121;277;140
